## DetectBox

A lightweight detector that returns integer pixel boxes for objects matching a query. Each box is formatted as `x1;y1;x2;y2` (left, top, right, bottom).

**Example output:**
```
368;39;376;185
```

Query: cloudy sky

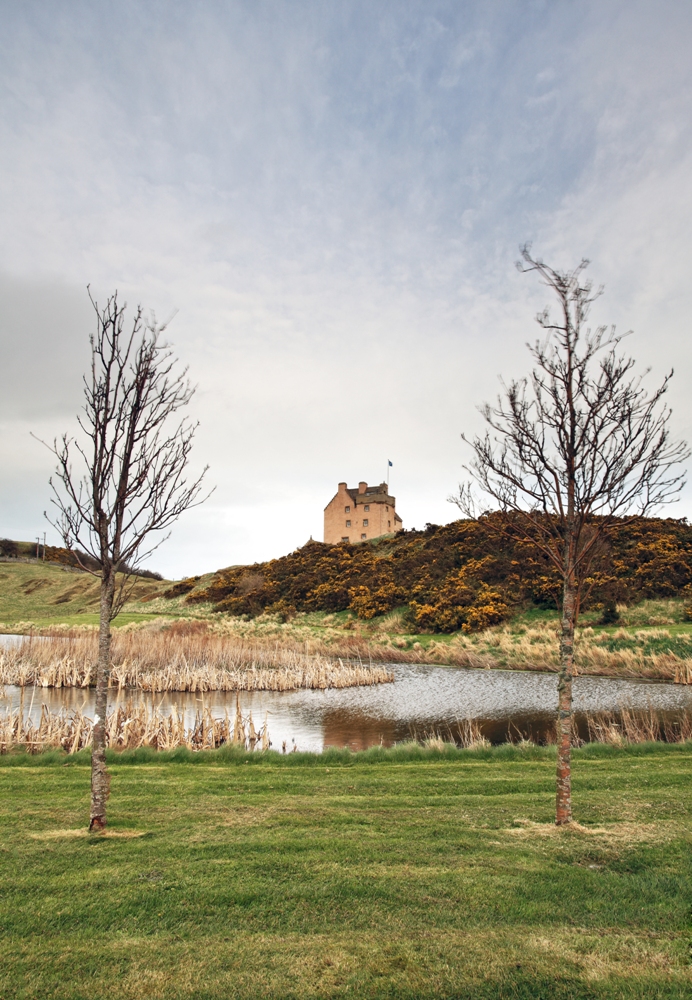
1;0;691;578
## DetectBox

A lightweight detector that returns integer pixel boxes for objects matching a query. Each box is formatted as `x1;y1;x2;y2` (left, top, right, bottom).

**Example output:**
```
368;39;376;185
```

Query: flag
388;460;393;467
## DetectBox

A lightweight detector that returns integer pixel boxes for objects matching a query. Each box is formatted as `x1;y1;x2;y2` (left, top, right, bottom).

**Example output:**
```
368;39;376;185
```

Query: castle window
364;504;370;511
361;533;366;539
388;520;391;528
386;506;388;511
346;520;351;527
342;536;349;542
362;519;368;527
345;505;350;513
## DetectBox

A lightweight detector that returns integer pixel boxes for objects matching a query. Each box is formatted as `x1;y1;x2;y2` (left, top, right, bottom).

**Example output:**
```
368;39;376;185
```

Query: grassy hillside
5;515;692;636
0;743;690;998
0;560;174;630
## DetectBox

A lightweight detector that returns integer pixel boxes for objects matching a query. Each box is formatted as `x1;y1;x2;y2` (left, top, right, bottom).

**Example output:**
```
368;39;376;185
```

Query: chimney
358;481;367;494
338;482;347;490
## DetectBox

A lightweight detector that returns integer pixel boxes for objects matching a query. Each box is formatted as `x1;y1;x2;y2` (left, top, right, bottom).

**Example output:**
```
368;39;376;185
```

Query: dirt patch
507;818;673;844
29;828;151;840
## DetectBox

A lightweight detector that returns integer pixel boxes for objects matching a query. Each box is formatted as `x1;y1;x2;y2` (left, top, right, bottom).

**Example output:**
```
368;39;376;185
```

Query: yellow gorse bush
180;514;692;632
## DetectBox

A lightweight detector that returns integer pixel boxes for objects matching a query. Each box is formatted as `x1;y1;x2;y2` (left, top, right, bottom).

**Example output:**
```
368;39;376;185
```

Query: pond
3;636;691;751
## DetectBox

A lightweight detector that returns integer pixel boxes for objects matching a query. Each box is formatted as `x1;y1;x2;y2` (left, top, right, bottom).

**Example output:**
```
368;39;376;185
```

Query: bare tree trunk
90;570;115;831
556;574;575;825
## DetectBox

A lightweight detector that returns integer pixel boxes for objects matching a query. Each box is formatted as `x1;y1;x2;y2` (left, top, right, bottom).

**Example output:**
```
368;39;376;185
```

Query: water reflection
2;661;691;752
0;634;53;648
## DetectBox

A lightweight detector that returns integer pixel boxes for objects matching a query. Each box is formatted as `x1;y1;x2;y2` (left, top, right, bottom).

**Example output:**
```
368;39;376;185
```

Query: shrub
161;576;201;599
599;600;621;625
183;514;692;628
348;583;404;620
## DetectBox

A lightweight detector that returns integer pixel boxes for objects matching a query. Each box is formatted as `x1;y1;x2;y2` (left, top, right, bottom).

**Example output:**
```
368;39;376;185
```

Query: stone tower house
324;481;403;544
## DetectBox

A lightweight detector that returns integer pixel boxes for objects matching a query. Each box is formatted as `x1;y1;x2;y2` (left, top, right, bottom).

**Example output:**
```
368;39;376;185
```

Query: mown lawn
0;743;690;999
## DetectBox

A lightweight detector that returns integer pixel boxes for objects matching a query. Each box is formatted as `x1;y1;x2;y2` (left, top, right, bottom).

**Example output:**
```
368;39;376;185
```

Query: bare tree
45;290;210;830
454;247;688;825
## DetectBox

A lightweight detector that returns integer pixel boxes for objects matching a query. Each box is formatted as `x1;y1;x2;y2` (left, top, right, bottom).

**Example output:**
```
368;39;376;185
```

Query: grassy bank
0;743;690;999
0;559;173;629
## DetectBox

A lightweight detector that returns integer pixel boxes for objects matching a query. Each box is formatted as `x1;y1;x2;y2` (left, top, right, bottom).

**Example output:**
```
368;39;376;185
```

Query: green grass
0;744;690;999
263;600;692;653
585;631;692;658
3;611;174;629
0;561;171;630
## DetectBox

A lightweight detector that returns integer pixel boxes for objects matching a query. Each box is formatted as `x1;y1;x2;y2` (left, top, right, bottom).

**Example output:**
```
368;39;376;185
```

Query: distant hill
0;538;162;579
186;515;692;632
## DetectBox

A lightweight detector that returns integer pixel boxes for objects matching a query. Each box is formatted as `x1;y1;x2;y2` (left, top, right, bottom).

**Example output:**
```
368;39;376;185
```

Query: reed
0;629;393;692
585;707;692;745
0;698;271;754
3;704;689;754
3;616;690;685
419;719;491;750
197;614;692;681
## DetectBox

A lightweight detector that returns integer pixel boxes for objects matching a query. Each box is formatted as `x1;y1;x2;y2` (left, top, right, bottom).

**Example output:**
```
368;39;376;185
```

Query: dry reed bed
585;707;692;745
411;708;692;750
2;704;690;754
2;619;690;684
0;631;394;691
0;700;270;753
193;615;692;681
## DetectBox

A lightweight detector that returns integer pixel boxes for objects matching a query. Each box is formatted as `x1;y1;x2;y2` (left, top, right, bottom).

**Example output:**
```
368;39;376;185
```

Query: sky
1;0;691;579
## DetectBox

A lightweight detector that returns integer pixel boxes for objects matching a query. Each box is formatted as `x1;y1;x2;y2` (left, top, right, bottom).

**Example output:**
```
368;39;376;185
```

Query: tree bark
556;573;575;825
90;569;115;831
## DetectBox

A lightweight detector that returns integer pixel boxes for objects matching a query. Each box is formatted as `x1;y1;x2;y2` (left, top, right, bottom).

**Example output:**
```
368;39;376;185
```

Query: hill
3;515;692;637
0;538;163;578
3;526;692;681
184;514;692;631
0;557;170;630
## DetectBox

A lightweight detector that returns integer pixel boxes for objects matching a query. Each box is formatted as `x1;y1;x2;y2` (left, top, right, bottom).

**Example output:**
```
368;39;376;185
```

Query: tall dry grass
2;704;689;754
0;697;270;753
3;616;690;684
194;614;692;681
585;708;692;745
409;709;692;749
414;626;692;681
417;718;491;750
0;629;393;691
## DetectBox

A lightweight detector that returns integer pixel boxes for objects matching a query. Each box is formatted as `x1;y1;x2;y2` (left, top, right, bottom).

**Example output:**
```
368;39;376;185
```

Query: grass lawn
0;744;690;999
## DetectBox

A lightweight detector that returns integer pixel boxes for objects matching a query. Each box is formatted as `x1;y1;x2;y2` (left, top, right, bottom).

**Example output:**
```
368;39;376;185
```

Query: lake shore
3;660;692;753
3;614;692;684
